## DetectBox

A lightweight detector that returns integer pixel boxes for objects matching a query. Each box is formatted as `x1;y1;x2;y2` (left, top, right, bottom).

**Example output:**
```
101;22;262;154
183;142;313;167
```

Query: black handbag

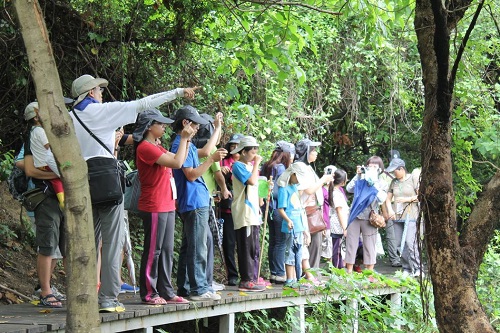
72;111;125;206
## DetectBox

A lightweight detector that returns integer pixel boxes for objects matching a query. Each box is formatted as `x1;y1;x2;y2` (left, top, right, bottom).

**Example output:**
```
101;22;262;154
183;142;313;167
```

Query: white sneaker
34;286;66;301
401;270;411;278
412;271;425;278
190;291;221;301
212;281;225;291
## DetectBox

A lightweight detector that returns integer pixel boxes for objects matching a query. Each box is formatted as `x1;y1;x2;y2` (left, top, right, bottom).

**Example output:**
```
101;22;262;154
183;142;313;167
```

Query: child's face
289;173;299;184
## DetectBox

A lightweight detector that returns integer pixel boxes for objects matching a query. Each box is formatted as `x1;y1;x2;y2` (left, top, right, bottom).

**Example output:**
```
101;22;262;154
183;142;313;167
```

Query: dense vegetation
1;0;499;331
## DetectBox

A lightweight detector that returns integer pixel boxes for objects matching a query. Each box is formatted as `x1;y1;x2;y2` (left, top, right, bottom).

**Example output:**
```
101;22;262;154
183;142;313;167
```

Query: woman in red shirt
133;109;195;304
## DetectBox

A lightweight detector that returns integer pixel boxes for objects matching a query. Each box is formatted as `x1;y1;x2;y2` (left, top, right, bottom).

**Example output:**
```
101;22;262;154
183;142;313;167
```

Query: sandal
165;295;189;304
142;296;167;305
39;294;63;308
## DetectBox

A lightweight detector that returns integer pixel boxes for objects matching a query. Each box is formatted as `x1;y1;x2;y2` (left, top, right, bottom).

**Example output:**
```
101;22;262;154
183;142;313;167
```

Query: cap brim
152;115;174;124
189;114;209;125
386;165;397;173
95;78;108;88
64;97;74;104
230;147;244;154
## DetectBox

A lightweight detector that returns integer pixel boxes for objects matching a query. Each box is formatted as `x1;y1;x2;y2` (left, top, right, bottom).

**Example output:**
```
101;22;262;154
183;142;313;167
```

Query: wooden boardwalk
0;259;404;333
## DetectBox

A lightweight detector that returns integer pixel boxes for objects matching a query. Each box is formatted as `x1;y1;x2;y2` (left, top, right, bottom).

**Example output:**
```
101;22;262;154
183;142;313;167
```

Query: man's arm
23;155;57;179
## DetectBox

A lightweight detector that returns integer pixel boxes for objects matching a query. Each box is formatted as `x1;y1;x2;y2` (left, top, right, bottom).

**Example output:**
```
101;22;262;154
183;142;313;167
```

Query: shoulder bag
72;111;126;206
305;194;327;234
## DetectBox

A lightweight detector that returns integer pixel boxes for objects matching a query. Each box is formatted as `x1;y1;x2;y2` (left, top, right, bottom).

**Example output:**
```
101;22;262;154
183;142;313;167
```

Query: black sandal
39;294;63;308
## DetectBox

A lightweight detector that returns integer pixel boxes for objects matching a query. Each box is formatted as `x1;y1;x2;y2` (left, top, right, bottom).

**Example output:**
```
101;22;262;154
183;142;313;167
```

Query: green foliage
236;308;298;333
303;269;437;332
0;147;15;181
477;230;500;331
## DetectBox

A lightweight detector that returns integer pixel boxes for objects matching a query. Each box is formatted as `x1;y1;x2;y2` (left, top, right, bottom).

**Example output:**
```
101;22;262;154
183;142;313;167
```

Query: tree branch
472;159;500;171
446;0;474;31
459;172;500;278
237;0;341;15
449;0;484;91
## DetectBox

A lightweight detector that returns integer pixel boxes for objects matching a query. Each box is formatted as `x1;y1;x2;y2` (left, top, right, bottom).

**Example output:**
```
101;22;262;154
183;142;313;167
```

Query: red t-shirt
136;141;175;212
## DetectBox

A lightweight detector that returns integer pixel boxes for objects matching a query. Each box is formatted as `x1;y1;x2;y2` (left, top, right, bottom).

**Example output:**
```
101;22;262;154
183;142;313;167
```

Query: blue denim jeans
176;207;210;296
268;209;286;277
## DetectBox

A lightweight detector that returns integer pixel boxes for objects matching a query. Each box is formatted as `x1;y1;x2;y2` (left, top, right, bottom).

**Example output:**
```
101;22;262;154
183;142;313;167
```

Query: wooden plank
0;324;48;333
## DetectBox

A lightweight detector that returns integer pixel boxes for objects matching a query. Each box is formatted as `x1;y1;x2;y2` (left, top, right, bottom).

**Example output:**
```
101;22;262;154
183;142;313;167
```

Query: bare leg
37;253;61;306
285;264;296;281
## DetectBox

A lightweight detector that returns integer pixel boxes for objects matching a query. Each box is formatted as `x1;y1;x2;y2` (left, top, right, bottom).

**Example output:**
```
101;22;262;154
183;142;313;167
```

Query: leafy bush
477;230;500;331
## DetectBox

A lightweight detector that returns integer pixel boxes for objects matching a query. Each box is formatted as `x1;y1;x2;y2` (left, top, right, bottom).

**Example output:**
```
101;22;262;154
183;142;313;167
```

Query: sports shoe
412;271;425;278
272;275;286;284
238;281;266;292
227;278;239;286
34;286;66;301
283;281;310;291
120;283;139;293
190;291;221;301
212;281;225;291
99;300;126;313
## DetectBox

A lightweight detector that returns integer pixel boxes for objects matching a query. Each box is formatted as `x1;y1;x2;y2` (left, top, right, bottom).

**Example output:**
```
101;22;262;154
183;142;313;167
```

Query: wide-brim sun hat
278;162;311;188
275;140;295;154
230;136;259;154
295;138;321;163
173;105;209;125
24;101;39;121
133;109;174;142
71;74;108;106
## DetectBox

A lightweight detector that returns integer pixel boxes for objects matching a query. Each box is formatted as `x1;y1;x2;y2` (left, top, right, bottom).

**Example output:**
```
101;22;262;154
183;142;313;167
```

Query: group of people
18;73;423;312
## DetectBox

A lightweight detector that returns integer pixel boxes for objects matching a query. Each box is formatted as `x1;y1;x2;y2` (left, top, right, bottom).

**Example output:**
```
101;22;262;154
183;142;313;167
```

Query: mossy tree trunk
415;0;500;332
13;1;99;332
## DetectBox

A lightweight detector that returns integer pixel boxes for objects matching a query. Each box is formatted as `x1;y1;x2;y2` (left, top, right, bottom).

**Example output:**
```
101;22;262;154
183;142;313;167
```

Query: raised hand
180;121;196;140
213;112;223;129
183;86;202;100
211;148;228;162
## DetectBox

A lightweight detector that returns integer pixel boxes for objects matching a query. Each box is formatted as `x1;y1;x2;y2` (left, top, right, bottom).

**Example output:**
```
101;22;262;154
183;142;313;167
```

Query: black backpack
8;165;29;201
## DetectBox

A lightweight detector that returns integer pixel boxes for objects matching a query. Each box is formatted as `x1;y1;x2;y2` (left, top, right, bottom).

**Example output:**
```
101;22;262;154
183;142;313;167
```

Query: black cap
173;105;209;125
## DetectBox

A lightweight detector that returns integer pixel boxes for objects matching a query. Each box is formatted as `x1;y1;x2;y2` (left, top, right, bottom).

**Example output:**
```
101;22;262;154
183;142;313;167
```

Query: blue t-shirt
171;134;209;213
277;184;305;233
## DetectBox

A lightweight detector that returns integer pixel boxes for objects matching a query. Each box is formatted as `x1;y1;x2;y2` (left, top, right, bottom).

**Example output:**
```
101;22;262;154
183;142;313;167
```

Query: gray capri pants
345;217;378;265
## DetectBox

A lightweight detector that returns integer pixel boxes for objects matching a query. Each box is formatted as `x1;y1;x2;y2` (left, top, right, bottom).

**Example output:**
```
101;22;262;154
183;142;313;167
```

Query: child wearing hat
24;102;65;209
231;136;266;292
277;163;307;289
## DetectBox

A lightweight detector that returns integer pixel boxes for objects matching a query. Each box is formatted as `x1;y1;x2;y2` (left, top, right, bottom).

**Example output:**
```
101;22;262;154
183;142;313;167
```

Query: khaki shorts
34;196;65;257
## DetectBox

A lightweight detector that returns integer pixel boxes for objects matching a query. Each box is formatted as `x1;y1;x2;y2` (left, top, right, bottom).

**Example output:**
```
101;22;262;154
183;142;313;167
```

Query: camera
326;168;333;175
359;166;367;174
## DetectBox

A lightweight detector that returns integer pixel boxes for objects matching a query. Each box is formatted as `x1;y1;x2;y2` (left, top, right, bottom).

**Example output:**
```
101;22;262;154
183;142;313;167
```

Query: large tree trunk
415;0;498;332
13;1;99;332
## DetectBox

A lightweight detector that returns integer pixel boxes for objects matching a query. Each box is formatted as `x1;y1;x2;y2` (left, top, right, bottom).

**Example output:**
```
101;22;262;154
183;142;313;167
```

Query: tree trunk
13;1;99;332
415;0;497;332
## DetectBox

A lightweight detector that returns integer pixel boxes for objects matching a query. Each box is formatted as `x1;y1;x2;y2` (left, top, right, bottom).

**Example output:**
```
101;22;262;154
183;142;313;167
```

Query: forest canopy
1;0;498;220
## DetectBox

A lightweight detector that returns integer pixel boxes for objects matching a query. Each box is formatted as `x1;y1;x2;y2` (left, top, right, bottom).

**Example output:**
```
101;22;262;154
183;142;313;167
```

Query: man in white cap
68;74;199;312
